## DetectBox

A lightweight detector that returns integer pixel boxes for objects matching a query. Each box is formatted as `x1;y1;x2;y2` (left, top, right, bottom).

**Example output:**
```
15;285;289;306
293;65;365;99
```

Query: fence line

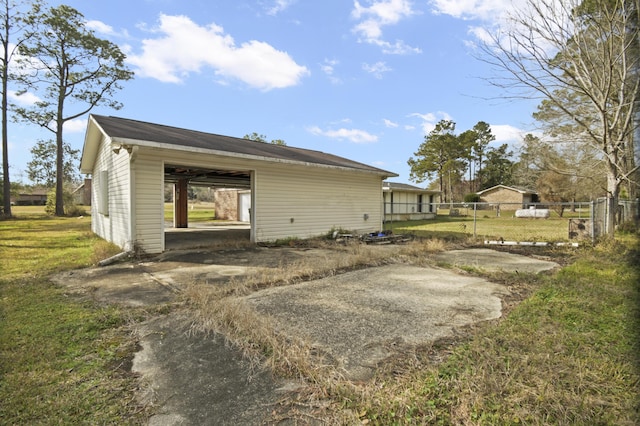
383;199;639;242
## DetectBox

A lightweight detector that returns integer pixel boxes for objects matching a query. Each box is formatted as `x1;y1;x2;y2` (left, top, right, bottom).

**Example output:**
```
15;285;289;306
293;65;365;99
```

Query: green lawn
163;201;216;222
385;212;587;242
0;207;147;424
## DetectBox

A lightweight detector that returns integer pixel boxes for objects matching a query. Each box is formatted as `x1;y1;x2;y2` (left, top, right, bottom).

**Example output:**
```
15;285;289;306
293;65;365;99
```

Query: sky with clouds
7;0;540;185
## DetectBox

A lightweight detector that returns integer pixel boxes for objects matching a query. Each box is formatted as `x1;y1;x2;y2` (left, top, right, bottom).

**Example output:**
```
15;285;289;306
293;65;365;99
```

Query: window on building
98;170;109;216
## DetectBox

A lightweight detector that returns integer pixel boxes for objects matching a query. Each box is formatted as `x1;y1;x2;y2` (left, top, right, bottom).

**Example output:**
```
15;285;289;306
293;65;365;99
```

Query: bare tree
478;0;640;235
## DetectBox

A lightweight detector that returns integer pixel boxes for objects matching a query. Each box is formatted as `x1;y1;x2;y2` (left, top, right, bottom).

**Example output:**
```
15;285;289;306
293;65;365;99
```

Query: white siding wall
90;136;132;250
132;153;164;253
386;192;419;214
254;163;383;241
131;148;385;252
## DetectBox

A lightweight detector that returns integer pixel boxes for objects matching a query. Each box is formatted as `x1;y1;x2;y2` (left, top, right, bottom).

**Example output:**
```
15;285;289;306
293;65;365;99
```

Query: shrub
45;187;85;216
616;220;638;234
463;193;481;203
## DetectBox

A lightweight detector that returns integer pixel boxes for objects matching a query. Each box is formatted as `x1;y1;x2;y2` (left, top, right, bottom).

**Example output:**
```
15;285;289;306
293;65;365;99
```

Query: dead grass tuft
90;239;123;265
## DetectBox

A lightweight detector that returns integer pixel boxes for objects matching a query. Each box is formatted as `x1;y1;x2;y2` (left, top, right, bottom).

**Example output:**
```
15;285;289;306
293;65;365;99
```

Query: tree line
407;119;611;206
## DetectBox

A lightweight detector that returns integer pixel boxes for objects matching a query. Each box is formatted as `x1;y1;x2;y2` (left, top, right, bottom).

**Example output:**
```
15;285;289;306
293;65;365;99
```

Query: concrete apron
52;248;559;424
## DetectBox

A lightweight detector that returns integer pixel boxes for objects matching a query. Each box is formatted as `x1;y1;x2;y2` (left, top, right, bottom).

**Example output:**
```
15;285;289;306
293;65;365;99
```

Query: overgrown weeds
184;235;639;425
352;238;640;425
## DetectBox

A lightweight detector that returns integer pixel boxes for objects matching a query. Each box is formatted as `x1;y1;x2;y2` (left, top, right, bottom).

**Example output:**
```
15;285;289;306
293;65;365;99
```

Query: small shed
80;115;397;253
476;185;539;210
383;182;439;221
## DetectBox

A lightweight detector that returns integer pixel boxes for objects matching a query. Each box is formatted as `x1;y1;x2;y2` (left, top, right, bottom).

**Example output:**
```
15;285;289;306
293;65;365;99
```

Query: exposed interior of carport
163;164;252;249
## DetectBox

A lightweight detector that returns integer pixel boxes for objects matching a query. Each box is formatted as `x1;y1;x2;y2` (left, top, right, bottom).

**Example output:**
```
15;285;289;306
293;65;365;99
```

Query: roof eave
80;116;110;174
110;136;398;177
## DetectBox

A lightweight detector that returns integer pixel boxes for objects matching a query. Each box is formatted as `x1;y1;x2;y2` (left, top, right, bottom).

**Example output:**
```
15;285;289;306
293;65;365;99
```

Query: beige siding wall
90;135;132;249
131;148;385;251
133;154;164;253
480;188;524;210
254;164;383;241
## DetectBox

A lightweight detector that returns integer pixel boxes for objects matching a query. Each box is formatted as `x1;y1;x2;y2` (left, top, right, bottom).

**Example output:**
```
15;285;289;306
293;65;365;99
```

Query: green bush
45;188;85;216
463;193;481;203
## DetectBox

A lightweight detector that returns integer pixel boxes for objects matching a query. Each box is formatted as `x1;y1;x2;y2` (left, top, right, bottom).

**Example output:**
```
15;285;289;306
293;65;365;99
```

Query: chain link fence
384;199;640;243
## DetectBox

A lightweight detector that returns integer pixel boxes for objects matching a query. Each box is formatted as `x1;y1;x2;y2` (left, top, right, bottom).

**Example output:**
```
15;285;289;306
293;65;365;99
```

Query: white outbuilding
80;115;397;253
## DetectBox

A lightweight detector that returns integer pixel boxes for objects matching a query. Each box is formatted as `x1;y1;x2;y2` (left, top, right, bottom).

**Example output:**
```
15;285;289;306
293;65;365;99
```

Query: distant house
11;187;48;206
72;179;92;206
383;182;439;221
476;185;539;210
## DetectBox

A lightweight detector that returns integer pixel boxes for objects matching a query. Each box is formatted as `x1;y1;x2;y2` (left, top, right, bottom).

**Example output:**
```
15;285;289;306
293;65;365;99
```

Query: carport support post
174;179;188;228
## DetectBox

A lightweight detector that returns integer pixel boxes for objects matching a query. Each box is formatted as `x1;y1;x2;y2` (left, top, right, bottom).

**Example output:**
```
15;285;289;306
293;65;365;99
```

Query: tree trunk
1;31;11;218
606;172;620;237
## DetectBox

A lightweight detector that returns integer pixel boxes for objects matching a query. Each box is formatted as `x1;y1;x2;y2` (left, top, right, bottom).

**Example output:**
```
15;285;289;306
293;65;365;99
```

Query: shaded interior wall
214;189;239;220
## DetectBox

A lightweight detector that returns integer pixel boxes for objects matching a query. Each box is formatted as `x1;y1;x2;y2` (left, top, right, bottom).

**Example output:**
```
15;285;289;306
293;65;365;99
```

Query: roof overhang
80;116;398;179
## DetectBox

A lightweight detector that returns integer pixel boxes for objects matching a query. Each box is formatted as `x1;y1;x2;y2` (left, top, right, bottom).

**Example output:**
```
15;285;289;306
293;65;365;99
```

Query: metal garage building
80;115;397;253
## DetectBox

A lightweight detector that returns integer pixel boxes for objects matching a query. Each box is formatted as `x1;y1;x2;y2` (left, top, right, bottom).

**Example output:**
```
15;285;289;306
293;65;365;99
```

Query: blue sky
7;0;540;185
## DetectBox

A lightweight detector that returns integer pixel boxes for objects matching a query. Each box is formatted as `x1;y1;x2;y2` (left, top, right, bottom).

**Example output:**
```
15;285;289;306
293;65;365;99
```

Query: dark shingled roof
91;115;396;176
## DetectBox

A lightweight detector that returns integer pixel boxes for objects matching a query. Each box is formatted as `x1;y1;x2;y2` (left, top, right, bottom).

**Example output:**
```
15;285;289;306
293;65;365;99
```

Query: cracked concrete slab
52;246;560;423
244;263;510;380
431;248;559;273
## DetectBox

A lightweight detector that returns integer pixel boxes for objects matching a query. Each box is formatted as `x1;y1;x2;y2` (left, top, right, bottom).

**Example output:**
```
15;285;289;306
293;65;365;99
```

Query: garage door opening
163;165;252;250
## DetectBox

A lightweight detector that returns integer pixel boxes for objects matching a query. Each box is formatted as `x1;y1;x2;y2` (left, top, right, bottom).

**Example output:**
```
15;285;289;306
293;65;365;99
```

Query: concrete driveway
53;245;559;424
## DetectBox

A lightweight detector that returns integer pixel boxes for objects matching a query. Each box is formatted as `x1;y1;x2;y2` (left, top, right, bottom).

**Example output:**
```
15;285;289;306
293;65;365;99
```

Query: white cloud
490;124;530;143
351;0;421;54
363;61;392;79
320;58;342;84
265;0;297;15
429;0;513;21
307;125;378;143
409;111;452;134
64;118;88;133
86;19;131;39
9;90;40;106
127;14;310;91
86;20;116;36
321;58;338;75
383;118;398;128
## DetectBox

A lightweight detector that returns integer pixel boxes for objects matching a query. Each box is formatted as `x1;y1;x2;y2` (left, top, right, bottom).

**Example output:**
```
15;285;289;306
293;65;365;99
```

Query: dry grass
183;235;639;424
182;238;462;422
